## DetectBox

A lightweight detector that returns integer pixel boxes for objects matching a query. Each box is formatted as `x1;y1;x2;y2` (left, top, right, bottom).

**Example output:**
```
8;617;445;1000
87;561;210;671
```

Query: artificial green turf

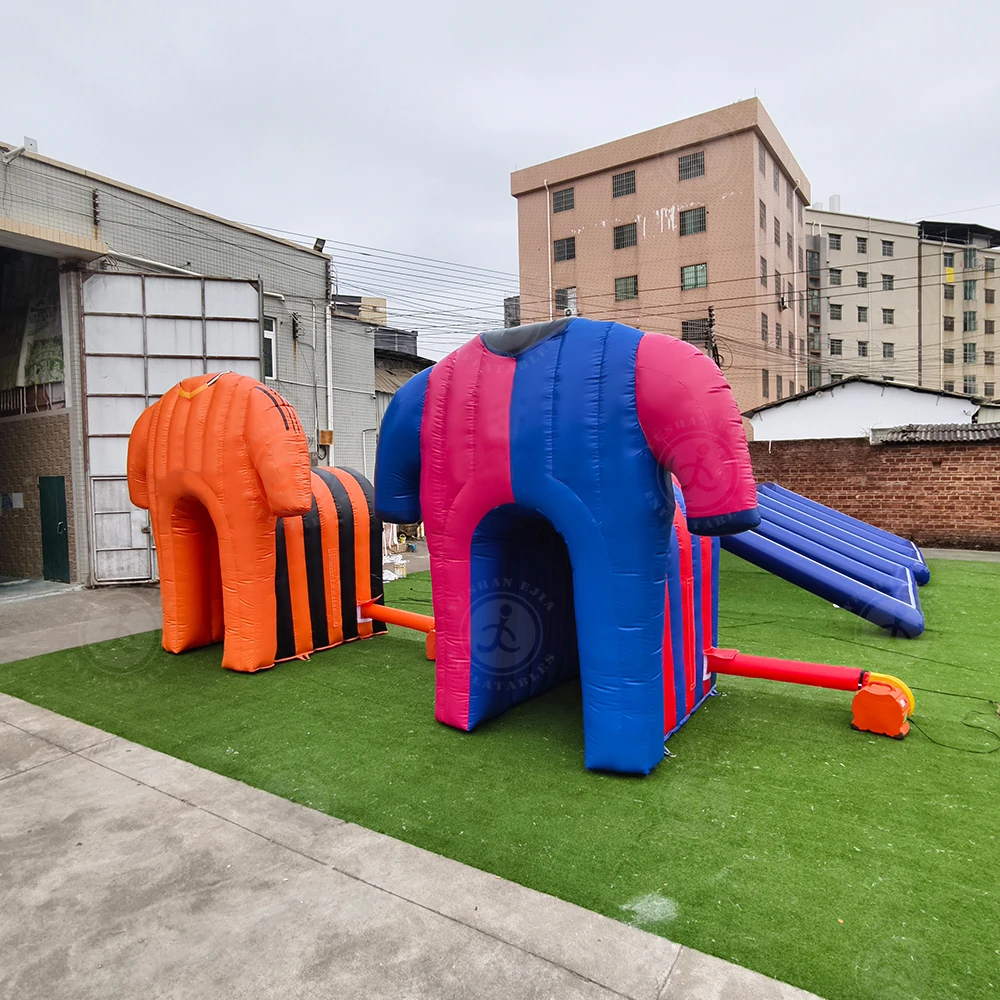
2;554;998;1000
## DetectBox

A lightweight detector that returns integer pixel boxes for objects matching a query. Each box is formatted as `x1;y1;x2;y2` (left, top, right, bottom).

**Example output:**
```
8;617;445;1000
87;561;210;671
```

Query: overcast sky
5;0;1000;352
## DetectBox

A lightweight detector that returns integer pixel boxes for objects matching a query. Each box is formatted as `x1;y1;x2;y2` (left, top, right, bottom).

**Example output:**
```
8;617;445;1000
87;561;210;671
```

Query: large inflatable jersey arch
127;372;386;672
375;317;760;774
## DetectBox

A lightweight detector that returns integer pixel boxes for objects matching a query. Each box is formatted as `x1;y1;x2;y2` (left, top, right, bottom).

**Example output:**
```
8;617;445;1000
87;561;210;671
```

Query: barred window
857;271;868;288
761;312;768;343
614;222;637;250
760;200;766;229
830;268;842;285
882;240;894;257
829;233;842;250
858;306;868;322
552;187;574;213
774;218;781;246
830;303;843;320
987;319;996;336
786;184;793;211
786;232;793;260
774;167;780;194
762;368;770;397
553;237;575;262
883;341;895;358
760;256;768;287
857;236;868;254
678;151;705;181
798;246;804;273
554;286;577;314
986;258;995;273
883;274;894;291
984;350;994;366
797;201;803;226
944;252;955;268
883;308;895;324
964;342;977;364
777;374;783;399
775;322;782;349
681;318;709;344
612;170;636;198
986;289;995;304
964;310;977;332
964;375;977;394
679;207;706;236
944;316;955;332
943;348;955;364
985;382;995;397
944;284;955;300
680;263;708;289
759;142;766;174
614;275;638;300
829;338;843;356
857;340;868;357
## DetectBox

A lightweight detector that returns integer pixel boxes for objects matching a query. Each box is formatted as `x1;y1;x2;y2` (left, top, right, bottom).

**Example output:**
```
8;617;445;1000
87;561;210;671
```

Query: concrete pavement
0;693;822;1000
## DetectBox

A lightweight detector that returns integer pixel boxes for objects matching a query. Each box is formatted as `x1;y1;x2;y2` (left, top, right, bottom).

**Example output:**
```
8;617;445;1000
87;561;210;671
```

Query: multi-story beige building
510;98;812;411
804;208;999;397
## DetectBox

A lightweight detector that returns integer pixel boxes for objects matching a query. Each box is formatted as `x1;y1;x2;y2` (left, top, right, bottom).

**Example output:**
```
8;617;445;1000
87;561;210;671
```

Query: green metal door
38;476;70;583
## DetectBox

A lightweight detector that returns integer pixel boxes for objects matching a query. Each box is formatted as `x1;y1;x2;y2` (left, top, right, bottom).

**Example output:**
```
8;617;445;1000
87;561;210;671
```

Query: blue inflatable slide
721;483;928;638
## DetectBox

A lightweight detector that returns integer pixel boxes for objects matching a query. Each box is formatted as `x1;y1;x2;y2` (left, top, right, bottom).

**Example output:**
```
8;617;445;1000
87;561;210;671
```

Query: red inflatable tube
706;647;865;692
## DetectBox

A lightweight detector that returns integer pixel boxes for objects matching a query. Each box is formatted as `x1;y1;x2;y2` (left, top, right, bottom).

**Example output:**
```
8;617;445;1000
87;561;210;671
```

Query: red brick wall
749;437;1000;549
0;411;77;580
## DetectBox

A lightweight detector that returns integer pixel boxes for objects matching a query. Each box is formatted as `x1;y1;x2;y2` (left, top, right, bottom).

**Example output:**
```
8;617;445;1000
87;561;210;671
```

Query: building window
761;312;769;342
776;374;783;399
943;348;955;364
798;246;804;273
760;200;766;229
830;303;843;320
944;284;955;300
829;233;842;251
944;252;954;268
774;323;782;349
944;316;955;332
760;256;768;287
775;218;781;246
807;250;819;279
786;232;793;260
679;206;707;236
830;268;842;286
857;271;868;288
986;319;996;336
882;273;894;291
786;185;792;211
680;263;708;289
554;286;577;315
800;338;806;356
808;289;820;315
759;142;766;174
263;316;277;379
964;248;978;269
808;364;821;388
964;310;978;332
553;237;575;262
829;338;843;355
858;305;868;322
883;308;895;324
944;381;955;392
884;377;895;382
986;258;996;273
808;326;821;352
986;288;996;304
964;342;977;364
858;340;868;357
552;187;574;213
762;368;770;398
678;151;705;181
831;373;844;383
857;236;868;254
798;201;803;226
612;169;636;198
964;375;977;394
986;382;995;397
883;342;895;359
985;350;995;367
614;275;638;300
681;318;709;345
964;279;977;300
882;240;894;257
614;222;638;250
774;167;780;194
787;280;794;305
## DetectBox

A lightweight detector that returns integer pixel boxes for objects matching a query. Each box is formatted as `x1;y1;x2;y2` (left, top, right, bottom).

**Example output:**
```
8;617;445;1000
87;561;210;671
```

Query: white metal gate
82;272;263;583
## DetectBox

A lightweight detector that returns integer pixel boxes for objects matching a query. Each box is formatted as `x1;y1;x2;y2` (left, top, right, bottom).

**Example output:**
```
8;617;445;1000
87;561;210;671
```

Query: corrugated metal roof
871;422;1000;444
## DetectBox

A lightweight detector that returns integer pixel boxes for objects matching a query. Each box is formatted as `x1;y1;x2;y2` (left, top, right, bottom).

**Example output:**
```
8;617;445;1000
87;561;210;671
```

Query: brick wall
0;411;76;580
749;437;1000;549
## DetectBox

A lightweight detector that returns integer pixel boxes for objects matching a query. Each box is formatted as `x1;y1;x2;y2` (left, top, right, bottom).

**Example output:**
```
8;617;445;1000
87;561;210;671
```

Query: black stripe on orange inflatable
314;468;358;641
342;467;387;635
274;517;296;659
301;496;329;650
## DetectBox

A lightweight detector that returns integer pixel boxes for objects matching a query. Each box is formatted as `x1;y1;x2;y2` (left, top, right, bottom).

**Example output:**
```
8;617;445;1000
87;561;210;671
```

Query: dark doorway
38;476;69;582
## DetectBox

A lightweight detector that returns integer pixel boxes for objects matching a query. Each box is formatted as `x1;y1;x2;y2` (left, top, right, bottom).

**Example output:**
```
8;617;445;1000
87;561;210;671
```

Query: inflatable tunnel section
720;483;926;638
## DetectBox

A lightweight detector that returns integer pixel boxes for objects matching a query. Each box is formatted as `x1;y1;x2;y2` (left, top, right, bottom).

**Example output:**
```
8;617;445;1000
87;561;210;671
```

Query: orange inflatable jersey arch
127;372;386;672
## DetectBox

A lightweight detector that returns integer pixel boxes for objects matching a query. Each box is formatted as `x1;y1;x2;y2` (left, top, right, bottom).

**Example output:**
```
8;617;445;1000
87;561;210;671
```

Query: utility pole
706;305;721;367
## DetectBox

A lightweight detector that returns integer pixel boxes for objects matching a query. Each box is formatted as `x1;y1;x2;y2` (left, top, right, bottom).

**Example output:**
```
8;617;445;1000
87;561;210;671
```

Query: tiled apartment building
510;99;812;412
804;210;999;397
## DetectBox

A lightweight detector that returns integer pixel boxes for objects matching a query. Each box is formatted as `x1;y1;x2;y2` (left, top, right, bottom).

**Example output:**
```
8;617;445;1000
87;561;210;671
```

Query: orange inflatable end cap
425;629;436;661
851;681;910;739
